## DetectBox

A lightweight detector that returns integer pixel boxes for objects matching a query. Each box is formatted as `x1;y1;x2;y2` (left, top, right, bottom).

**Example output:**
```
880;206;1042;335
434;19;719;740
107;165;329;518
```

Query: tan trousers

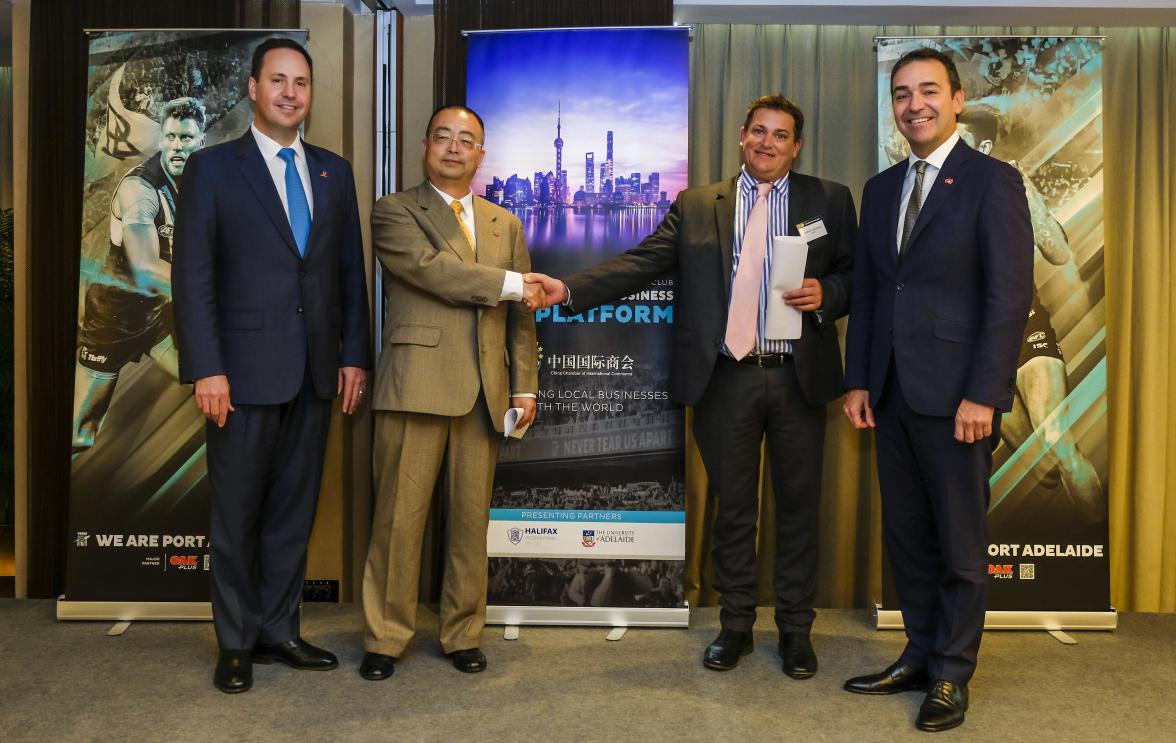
362;403;500;656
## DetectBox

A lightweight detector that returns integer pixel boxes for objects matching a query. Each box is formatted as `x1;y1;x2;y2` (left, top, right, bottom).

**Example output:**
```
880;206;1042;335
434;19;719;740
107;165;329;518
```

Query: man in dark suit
173;38;371;694
526;95;856;677
842;48;1032;732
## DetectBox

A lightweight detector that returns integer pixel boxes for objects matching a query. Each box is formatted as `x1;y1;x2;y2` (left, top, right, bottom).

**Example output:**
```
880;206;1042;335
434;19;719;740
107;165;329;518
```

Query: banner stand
487;603;689;629
57;598;212;622
874;604;1117;635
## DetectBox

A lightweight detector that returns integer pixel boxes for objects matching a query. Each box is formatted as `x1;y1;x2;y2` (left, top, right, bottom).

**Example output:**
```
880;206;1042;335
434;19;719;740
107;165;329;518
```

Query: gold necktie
450;200;476;256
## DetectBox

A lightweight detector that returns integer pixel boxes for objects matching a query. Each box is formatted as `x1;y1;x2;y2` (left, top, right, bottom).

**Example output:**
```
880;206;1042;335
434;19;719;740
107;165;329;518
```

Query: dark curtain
433;0;673;106
25;0;300;598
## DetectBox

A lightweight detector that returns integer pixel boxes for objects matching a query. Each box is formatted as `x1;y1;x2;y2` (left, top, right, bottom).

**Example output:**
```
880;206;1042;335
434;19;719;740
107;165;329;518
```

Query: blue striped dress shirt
723;167;792;356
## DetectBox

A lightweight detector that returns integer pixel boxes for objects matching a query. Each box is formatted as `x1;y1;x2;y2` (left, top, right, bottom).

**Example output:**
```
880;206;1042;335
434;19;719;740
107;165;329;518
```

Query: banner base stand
503;625;520;641
487;604;689;628
605;627;627;641
106;621;132;636
874;604;1117;631
57;598;212;622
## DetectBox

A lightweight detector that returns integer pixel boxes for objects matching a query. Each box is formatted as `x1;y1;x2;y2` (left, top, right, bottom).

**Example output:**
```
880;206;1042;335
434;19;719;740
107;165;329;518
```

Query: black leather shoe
449;648;487;673
359;652;397;681
252;638;338;670
702;628;753;671
778;632;817;679
843;660;930;695
214;649;252;694
916;680;968;732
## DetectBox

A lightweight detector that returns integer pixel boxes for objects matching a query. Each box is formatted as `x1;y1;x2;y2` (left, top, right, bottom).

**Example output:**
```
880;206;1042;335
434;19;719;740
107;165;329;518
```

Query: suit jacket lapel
715;176;737;299
884;162;905;267
303;142;329;259
473;197;500;267
234;133;299;257
787;173;816;238
905;140;974;255
417;183;473;262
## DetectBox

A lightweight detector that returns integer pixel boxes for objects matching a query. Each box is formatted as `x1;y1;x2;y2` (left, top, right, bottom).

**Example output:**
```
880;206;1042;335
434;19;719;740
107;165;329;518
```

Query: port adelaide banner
62;30;307;615
467;27;690;625
876;37;1111;623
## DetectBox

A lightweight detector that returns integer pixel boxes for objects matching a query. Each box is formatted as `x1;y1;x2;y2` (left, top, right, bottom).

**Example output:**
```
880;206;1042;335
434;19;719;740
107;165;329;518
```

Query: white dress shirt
251;124;314;220
896;130;960;251
428;182;524;302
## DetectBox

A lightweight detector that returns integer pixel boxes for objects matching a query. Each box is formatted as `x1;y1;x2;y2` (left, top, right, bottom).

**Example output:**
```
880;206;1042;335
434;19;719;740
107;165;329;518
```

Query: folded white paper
503;407;531;439
765;235;808;340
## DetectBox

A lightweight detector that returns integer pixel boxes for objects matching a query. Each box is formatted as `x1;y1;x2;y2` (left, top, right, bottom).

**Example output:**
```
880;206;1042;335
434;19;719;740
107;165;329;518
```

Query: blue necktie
278;147;311;256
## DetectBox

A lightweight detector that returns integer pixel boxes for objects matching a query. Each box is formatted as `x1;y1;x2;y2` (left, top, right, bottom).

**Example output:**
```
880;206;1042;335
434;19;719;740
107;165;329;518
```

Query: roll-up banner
875;37;1113;630
61;29;307;620
466;27;691;627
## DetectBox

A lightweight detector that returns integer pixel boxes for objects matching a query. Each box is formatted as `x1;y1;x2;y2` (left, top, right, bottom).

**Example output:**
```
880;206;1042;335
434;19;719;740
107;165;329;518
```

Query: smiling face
422;107;485;197
248;47;312;145
159;117;204;178
738;108;802;183
891;58;965;159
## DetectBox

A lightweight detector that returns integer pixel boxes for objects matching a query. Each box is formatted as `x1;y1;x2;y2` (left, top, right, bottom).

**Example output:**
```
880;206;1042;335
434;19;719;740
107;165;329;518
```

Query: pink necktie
724;182;773;360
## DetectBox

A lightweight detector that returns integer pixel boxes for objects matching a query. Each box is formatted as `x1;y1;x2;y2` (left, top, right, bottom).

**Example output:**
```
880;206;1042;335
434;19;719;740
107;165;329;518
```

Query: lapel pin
319;170;328;178
944;177;954;185
492;227;502;238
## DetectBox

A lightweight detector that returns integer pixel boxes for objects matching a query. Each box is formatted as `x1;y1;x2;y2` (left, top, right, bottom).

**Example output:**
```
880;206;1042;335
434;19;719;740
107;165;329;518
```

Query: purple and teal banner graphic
65;30;306;606
468;27;690;619
877;37;1109;614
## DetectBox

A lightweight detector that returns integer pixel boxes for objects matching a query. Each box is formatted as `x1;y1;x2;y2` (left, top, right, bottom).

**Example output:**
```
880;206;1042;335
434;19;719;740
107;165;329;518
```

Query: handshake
520;272;568;312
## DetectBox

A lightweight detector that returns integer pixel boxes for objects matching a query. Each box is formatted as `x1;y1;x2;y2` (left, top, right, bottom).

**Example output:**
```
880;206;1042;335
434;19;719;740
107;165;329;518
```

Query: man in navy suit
842;48;1032;732
173;38;371;694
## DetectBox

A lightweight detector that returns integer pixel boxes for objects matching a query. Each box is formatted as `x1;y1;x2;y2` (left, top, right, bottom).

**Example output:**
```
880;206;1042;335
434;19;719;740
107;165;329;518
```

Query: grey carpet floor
0;600;1172;742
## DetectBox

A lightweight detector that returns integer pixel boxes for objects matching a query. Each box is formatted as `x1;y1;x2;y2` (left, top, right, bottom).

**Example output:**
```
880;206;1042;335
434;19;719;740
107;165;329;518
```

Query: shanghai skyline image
467;28;688;213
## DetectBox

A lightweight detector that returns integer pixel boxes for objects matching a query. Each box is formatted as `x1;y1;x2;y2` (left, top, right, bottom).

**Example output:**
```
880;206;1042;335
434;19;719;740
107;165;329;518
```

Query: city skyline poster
468;27;691;623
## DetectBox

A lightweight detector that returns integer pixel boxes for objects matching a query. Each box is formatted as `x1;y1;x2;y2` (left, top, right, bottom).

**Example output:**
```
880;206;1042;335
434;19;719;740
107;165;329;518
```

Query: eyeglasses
430;132;484;152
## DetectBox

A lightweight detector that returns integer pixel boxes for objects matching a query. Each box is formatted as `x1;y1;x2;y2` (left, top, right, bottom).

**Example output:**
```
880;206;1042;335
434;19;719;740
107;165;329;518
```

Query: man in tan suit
360;105;541;679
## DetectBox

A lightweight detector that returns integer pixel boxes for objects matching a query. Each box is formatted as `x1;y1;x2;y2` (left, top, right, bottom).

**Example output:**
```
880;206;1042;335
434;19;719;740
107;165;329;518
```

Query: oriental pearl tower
553;100;564;205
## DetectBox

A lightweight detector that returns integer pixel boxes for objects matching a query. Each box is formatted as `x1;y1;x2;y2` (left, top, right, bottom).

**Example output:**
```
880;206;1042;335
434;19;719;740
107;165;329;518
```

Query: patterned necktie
724;181;773;360
278;147;311;256
450;200;476;256
899;160;928;255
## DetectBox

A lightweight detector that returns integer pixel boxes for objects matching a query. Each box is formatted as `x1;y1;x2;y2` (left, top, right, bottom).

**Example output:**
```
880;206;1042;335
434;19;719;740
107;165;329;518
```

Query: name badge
797;217;828;242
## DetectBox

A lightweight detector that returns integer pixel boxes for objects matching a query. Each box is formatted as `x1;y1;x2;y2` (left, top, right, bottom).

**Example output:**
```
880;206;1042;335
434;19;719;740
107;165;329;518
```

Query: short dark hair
250;37;313;80
890;47;962;95
159;97;206;131
425;104;486;140
742;95;805;141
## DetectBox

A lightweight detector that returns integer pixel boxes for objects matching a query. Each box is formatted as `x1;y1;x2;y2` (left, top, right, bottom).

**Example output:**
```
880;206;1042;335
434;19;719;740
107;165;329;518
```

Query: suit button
896;283;904;292
299;271;308;279
296;307;303;314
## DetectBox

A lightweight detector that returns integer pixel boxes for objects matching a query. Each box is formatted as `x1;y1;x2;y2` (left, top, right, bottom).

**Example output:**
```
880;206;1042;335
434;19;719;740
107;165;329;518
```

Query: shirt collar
907;130;960;173
251;123;306;164
428;181;474;214
739;166;789;198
